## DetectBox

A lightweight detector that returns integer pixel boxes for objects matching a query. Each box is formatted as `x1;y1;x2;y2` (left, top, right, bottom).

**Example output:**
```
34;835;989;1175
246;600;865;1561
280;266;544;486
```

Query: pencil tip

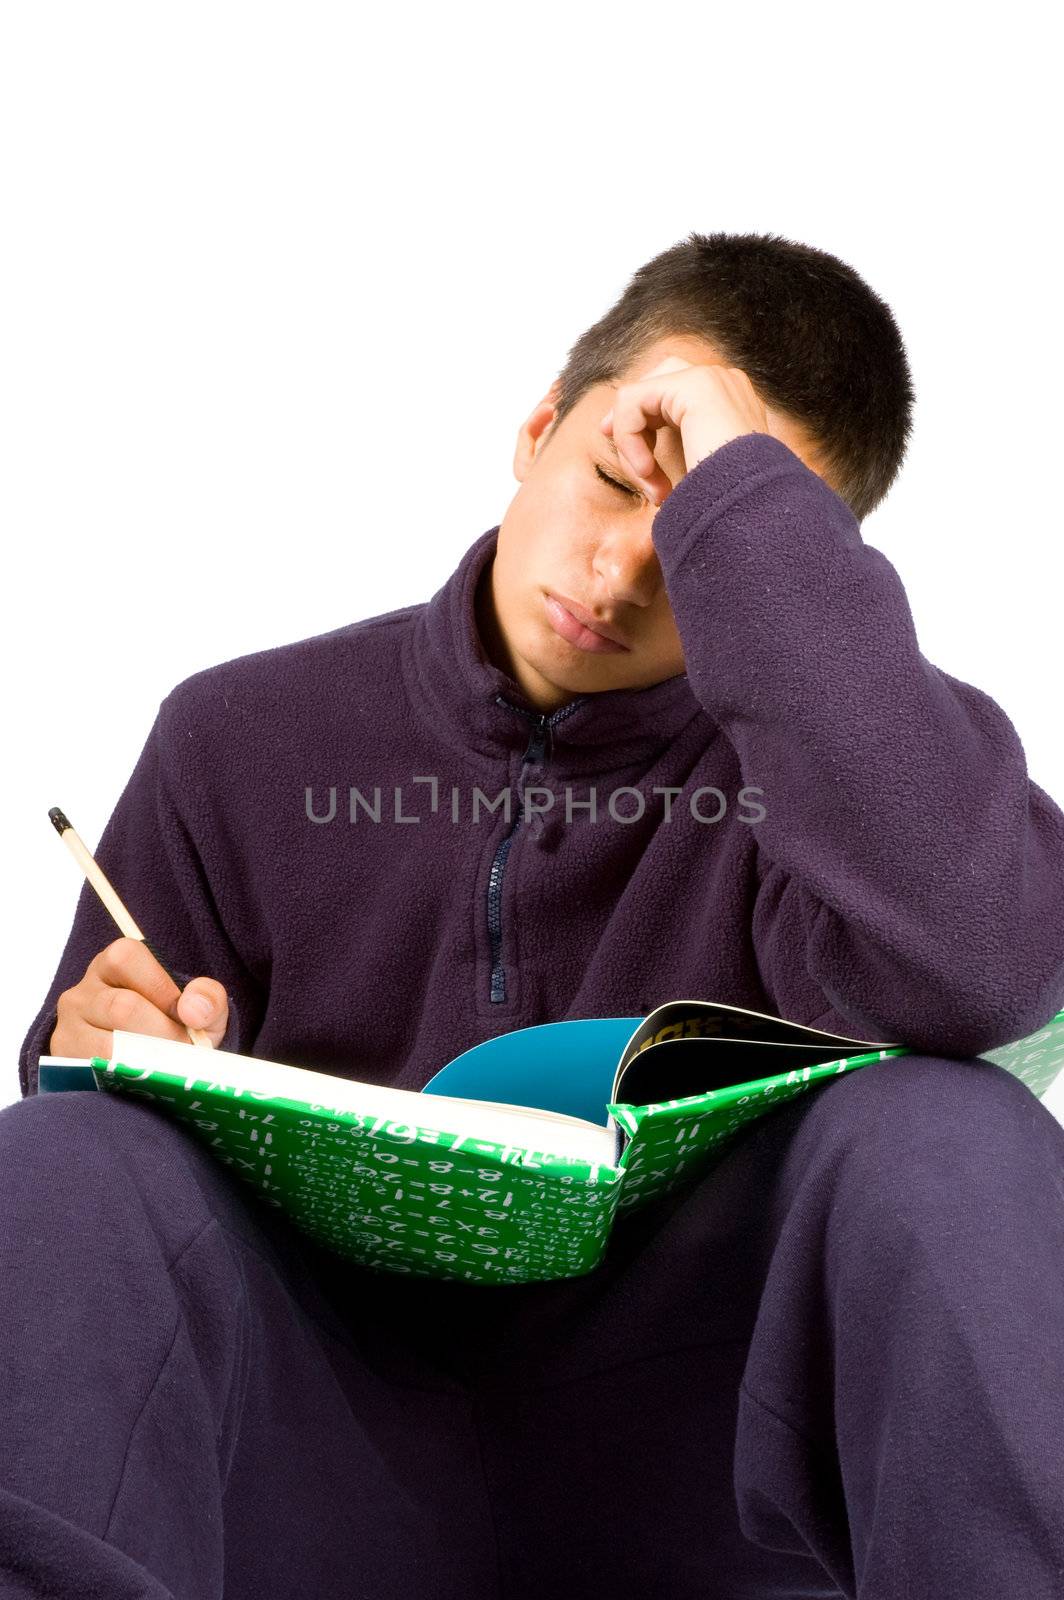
48;807;71;835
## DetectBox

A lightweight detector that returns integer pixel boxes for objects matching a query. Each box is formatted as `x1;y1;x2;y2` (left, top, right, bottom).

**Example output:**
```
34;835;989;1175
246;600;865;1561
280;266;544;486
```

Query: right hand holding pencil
49;937;230;1058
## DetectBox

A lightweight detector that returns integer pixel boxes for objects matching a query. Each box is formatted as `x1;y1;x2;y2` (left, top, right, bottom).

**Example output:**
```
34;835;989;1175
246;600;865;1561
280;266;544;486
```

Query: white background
3;4;1061;1118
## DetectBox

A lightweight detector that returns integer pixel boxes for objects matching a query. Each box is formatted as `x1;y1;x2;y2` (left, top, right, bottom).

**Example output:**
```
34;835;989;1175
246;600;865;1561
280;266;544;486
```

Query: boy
7;231;1064;1598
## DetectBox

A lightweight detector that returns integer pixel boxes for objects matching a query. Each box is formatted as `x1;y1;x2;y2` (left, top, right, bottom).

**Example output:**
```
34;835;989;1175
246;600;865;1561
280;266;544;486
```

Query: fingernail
185;994;212;1023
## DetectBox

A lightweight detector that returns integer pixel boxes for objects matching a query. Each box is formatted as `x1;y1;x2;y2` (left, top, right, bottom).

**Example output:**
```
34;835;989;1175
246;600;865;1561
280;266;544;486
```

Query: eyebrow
600;426;680;483
597;435;634;484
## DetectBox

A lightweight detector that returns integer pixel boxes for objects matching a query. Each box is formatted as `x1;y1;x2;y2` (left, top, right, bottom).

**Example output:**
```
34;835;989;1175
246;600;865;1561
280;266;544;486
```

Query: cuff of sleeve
20;1010;60;1099
219;998;243;1053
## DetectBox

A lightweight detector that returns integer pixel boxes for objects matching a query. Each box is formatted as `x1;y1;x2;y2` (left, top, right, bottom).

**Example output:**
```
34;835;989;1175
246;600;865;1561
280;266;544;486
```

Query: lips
543;593;630;655
546;591;628;647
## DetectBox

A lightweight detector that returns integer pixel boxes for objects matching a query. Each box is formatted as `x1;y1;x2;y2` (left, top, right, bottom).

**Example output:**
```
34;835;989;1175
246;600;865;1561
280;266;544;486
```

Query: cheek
493;525;549;620
646;607;686;666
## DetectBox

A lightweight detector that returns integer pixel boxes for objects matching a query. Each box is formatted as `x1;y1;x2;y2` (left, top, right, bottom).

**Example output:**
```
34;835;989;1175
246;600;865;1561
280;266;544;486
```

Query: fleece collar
404;524;703;772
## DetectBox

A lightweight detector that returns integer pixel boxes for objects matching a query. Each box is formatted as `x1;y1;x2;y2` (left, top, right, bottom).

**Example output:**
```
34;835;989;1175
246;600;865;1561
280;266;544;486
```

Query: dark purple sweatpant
1;1052;1062;1600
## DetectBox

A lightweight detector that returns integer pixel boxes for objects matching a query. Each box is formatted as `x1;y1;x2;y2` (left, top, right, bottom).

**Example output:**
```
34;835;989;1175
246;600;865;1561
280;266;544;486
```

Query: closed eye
595;463;639;498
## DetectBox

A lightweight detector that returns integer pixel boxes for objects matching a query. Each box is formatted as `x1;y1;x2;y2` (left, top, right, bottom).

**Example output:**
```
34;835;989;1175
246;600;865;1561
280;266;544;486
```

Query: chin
540;649;636;693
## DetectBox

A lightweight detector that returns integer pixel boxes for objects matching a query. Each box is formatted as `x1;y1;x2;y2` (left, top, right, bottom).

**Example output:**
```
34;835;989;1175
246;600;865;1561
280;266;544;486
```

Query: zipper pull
522;715;550;767
521;717;550;839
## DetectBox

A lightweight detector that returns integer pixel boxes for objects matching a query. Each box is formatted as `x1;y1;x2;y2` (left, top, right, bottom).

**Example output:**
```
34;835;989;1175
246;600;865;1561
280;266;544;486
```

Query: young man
7;232;1064;1598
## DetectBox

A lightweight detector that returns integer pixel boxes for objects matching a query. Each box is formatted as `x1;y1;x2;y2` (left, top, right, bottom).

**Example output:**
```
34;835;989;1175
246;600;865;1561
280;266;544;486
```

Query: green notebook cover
36;1000;1064;1287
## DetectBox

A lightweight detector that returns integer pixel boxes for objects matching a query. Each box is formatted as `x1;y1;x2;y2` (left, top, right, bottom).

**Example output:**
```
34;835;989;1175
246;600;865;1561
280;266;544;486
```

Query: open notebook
38;998;1064;1286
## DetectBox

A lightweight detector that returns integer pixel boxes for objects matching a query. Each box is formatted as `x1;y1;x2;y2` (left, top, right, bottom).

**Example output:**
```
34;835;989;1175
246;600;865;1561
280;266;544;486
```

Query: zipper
485;695;585;1003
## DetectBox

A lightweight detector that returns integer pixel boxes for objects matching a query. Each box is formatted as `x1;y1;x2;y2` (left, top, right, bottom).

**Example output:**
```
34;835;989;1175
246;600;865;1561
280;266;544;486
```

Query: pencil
48;806;214;1049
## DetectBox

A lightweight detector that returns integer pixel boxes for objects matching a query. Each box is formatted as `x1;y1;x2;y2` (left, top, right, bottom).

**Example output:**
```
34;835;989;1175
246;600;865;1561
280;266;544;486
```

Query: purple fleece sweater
19;432;1064;1099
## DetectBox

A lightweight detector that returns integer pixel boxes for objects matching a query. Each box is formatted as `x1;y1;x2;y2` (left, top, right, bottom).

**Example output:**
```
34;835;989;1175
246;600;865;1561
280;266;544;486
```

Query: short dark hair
549;231;915;523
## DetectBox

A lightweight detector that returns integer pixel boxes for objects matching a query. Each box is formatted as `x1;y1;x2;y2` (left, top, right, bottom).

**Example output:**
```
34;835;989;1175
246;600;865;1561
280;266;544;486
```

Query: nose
593;525;661;608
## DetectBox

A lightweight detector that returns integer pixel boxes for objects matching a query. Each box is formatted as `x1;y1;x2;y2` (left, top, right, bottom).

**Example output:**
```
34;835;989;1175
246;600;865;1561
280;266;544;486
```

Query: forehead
618;333;729;383
574;332;823;482
590;338;723;460
587;331;730;436
593;405;688;480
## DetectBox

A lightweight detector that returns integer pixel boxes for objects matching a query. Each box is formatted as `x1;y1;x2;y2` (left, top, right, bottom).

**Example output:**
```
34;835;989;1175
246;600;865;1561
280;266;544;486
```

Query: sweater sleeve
650;431;1064;1058
17;687;266;1098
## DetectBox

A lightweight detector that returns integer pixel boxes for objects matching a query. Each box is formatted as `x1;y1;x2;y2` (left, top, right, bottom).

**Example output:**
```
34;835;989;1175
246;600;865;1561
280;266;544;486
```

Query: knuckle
106;987;138;1029
114;935;144;968
97;936;135;980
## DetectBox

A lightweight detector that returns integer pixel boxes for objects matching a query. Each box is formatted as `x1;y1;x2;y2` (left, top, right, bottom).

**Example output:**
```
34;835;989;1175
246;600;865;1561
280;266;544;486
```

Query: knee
791;1051;1062;1207
810;1048;1039;1135
0;1090;217;1254
1;1089;296;1275
2;1087;143;1158
0;1087;178;1179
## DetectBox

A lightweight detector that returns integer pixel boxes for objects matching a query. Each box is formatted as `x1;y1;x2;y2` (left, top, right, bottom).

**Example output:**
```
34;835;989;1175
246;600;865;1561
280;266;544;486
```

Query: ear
536;378;563;445
535;378;564;450
513;379;563;481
